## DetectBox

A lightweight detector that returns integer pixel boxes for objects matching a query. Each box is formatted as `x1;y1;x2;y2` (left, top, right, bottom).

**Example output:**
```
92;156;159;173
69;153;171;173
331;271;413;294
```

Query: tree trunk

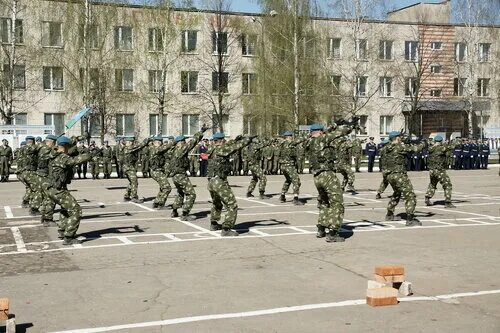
292;1;300;129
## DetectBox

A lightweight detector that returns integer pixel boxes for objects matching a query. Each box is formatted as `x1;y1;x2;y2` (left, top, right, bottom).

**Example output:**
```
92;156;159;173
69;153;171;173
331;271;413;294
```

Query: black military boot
405;215;422;227
375;193;382;200
326;229;345;243
210;221;222;231
62;236;82;246
425;197;432;206
57;230;65;240
259;191;266;199
181;211;196;221
21;200;29;208
293;197;304;206
385;212;401;221
347;185;355;193
41;217;54;227
171;209;179;218
445;202;456;209
221;228;238;237
29;208;39;216
123;196;131;202
279;194;286;203
152;202;159;209
316;225;326;238
131;198;143;204
246;192;254;198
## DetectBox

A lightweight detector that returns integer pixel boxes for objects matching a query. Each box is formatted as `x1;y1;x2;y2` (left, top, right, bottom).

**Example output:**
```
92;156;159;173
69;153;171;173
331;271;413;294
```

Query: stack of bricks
366;266;411;307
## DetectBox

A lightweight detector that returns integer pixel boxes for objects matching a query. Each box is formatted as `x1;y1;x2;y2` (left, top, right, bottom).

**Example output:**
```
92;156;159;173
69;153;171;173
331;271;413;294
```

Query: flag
65;106;91;130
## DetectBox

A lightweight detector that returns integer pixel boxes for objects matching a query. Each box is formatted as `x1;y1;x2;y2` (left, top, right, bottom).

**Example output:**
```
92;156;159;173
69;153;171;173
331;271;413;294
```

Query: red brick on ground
0;298;9;320
374;274;405;283
375;266;405;276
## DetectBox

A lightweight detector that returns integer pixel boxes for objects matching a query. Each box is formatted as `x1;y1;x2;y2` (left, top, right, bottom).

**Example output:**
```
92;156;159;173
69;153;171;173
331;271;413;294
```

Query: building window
148;70;165;93
356;76;367;97
212;114;229;134
83;116;102;137
330;75;341;95
356;115;368;135
430;64;442;73
455;42;467;62
116;114;135;136
42;21;62;47
242;34;257;56
43;67;63;91
114;26;133;51
379;116;393;135
430;89;442;97
212;71;229;93
242;73;257;95
405;77;417;97
13;113;27;125
2;64;25;90
212;31;228;54
1;18;23;44
379;77;392;97
79;68;100;92
44;113;65;135
355;39;367;60
181;30;197;53
79;24;99;49
478;43;491;62
148;28;164;51
453;78;466;96
477;78;489;97
327;38;341;59
182;114;199;136
405;41;418;61
379;40;392;60
115;69;134;92
430;41;442;50
181;71;198;93
149;114;168;136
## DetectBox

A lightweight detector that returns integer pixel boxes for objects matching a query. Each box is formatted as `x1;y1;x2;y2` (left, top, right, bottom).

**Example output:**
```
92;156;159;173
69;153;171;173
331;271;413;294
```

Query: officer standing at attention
351;137;363;172
377;138;385;172
452;138;463;170
0;139;13;182
462;138;471;169
479;140;490;169
88;140;102;180
424;135;456;208
366;137;377;172
383;131;426;226
101;141;113;179
471;139;479;169
207;133;253;236
43;136;91;245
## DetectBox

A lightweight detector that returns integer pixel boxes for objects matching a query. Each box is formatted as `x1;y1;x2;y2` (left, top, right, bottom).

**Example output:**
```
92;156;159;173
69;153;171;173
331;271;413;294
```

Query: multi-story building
0;0;498;142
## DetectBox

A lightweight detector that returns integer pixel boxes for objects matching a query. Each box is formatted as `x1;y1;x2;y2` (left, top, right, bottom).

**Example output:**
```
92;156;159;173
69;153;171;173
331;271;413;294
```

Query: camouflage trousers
247;163;267;194
386;172;417;215
45;186;81;237
0;156;10;176
151;169;172;207
425;169;452;202
16;172;31;204
377;172;390;195
89;160;100;176
172;173;196;214
22;171;43;210
280;164;301;195
354;155;361;172
208;176;238;228
314;171;344;232
336;164;355;190
35;174;56;220
124;169;139;199
102;159;112;176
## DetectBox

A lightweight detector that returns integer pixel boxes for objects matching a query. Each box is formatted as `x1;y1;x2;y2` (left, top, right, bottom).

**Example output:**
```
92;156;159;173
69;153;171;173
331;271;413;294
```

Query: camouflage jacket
247;139;272;165
149;142;175;171
36;144;57;176
123;141;149;171
427;143;453;170
101;146;114;159
170;132;203;175
48;151;91;190
383;142;426;174
335;139;352;166
0;146;13;160
208;137;252;179
279;135;308;166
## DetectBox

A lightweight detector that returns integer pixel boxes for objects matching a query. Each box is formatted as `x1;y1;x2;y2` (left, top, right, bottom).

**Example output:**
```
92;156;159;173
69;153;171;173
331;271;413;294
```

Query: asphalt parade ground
1;168;499;332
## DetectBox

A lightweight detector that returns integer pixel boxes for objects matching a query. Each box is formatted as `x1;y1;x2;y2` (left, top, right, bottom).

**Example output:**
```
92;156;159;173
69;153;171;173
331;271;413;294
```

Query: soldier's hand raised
201;123;210;132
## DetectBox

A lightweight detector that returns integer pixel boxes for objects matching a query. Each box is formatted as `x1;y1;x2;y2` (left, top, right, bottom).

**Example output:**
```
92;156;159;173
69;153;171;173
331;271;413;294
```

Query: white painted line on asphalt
4;206;13;218
236;197;277;207
130;202;155;212
49;289;500;333
172;217;221;238
428;206;497;220
431;220;456;226
463;218;491;225
73;243;83;248
163;234;182;241
288;226;312;233
116;236;133;244
10;227;27;252
249;229;271;236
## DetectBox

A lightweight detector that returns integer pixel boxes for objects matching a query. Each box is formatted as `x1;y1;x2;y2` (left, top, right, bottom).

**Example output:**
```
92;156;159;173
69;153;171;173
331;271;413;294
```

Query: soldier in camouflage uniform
88;140;102;180
114;139;125;178
335;137;356;193
296;142;306;174
279;131;307;205
122;137;150;202
262;144;274;175
383;131;426;226
375;141;391;199
149;136;175;209
76;141;89;179
208;133;253;236
189;145;200;177
101;141;113;179
272;142;281;174
14;141;31;207
0;139;13;182
246;138;272;199
43;136;91;245
170;126;208;221
35;135;59;225
141;143;151;178
424;135;456;208
306;121;356;242
21;136;42;215
351;137;363;172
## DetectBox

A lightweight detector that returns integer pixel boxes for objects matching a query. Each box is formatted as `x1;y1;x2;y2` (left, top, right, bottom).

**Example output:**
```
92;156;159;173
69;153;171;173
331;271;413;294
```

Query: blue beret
434;135;443;142
175;135;186;142
124;137;135;142
282;131;293;137
35;136;42;142
20;141;26;146
309;124;324;132
388;131;401;139
57;136;71;146
46;134;58;141
212;132;225;140
26;136;35;141
153;135;163;141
